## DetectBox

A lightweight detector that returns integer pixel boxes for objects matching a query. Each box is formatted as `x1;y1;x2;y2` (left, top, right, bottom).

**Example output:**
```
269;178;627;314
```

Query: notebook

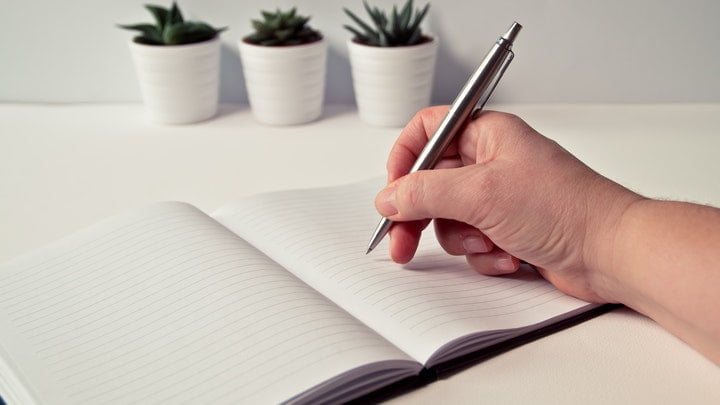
0;178;602;404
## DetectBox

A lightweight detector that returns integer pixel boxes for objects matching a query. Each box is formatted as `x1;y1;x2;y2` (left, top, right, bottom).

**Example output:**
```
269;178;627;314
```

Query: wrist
582;177;645;303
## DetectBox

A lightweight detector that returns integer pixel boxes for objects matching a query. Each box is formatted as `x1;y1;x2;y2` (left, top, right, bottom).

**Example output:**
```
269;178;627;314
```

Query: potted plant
119;2;226;124
238;8;326;126
344;0;436;127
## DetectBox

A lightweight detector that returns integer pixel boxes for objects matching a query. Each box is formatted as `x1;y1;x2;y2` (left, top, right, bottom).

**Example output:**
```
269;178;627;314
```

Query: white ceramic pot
347;38;438;127
128;37;221;124
238;38;327;125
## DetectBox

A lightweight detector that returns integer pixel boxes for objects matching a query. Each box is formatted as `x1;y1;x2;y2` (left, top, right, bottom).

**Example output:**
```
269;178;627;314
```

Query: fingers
386;106;457;182
386;107;535;183
466;249;521;276
375;164;491;226
388;217;520;277
377;106;544;270
433;219;518;275
388;220;430;264
433;219;494;255
388;216;520;275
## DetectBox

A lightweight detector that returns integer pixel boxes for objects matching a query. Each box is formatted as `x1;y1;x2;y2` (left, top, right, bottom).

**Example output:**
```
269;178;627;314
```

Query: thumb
375;165;491;226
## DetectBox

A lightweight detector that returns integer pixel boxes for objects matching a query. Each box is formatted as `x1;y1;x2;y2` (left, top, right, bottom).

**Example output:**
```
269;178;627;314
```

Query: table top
1;103;719;403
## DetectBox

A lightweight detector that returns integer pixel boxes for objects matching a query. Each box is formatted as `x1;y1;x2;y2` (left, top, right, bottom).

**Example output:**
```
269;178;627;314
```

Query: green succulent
118;2;226;46
343;0;430;47
244;8;322;46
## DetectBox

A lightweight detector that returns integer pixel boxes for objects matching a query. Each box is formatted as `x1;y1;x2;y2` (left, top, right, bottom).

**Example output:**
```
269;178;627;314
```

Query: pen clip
473;49;515;118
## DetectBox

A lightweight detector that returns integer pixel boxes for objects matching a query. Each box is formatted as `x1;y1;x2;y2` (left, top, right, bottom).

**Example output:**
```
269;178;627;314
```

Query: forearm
602;199;720;363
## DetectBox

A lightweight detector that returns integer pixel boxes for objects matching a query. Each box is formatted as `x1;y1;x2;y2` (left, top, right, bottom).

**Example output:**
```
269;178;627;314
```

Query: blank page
214;179;593;364
0;202;413;405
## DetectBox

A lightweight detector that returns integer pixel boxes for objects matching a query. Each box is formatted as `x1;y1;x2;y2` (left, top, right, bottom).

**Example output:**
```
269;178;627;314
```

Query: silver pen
366;21;522;254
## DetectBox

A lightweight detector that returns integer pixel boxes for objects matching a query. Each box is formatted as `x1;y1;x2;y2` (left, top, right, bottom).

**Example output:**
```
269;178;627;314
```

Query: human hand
375;106;642;303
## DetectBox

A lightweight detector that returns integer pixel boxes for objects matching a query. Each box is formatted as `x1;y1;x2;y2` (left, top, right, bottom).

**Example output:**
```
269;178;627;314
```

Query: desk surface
1;103;719;403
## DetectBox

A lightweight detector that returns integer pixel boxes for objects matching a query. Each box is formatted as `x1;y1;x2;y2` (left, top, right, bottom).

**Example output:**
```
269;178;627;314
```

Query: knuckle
406;175;424;209
415;106;452;134
414;105;448;123
415;106;436;122
476;110;524;133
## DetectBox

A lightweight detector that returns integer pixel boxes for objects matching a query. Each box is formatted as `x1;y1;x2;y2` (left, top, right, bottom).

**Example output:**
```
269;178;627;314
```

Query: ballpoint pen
366;21;522;254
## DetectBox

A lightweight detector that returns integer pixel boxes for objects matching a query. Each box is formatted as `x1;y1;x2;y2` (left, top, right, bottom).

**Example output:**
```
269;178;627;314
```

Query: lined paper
0;202;414;405
214;179;592;364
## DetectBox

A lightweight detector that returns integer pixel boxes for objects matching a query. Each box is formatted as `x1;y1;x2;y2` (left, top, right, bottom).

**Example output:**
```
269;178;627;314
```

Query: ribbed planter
128;37;221;124
238;38;327;126
347;37;438;127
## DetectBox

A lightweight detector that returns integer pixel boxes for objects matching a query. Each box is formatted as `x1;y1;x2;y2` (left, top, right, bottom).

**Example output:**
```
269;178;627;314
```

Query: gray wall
1;0;719;104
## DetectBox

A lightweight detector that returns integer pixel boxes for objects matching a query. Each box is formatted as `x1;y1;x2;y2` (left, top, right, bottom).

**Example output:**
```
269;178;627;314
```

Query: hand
375;106;641;303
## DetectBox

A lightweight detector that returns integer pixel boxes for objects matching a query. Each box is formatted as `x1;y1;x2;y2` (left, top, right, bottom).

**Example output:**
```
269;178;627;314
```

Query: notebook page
0;202;415;405
214;179;593;364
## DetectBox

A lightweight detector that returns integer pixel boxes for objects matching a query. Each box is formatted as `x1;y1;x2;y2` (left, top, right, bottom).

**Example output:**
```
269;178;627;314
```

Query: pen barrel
409;38;515;173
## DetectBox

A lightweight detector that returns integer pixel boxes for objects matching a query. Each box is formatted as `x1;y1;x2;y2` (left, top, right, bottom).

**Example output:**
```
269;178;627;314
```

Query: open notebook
0;179;602;404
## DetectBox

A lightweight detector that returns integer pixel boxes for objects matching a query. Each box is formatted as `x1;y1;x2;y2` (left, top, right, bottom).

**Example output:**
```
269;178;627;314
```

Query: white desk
1;103;719;403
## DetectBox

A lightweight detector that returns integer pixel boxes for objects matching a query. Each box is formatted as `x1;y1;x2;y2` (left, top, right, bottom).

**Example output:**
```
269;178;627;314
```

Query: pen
366;21;522;254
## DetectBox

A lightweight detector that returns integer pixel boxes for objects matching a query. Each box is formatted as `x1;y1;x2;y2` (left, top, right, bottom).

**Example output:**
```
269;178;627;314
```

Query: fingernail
494;255;517;273
462;236;490;253
377;187;398;216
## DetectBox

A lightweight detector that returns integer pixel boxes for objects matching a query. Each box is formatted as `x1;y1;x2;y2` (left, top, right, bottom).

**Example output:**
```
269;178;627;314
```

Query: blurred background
1;0;719;105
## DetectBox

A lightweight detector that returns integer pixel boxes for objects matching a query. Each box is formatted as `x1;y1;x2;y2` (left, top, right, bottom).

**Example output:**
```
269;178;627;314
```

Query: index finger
386;106;459;182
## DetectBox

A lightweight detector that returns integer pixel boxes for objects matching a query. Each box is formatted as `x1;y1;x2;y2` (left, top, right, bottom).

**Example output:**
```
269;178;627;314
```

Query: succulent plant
343;0;430;47
118;2;226;46
244;8;322;46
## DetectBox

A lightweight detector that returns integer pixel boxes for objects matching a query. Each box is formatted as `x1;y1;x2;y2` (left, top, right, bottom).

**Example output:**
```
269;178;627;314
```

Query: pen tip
365;247;373;255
